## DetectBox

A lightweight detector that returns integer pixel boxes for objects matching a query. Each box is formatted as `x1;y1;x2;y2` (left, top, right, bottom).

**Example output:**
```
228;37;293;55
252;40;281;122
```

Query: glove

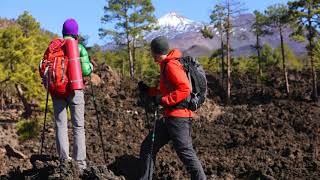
137;81;150;107
138;81;149;93
137;94;157;113
154;95;162;105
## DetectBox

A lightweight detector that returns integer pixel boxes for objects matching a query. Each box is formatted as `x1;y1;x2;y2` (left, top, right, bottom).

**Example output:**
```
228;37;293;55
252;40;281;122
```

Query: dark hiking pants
139;117;206;180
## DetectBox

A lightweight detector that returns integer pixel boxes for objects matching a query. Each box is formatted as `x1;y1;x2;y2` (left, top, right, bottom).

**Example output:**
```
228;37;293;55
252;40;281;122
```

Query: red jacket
148;49;193;118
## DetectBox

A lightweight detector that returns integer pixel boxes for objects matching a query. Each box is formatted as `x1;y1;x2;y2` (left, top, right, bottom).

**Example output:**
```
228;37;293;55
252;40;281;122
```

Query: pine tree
202;4;227;86
251;10;271;78
274;44;302;70
289;0;320;101
16;11;40;37
215;0;245;102
100;0;156;79
203;0;245;102
0;12;52;118
261;43;277;71
0;25;34;117
265;4;291;96
314;41;320;70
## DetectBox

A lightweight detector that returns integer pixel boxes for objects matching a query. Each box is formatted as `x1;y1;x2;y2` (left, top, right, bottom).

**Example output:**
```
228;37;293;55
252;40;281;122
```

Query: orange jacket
148;49;193;118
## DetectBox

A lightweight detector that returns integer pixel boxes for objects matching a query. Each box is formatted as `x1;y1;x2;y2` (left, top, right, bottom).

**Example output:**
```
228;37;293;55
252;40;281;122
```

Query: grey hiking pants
52;90;86;164
139;117;206;180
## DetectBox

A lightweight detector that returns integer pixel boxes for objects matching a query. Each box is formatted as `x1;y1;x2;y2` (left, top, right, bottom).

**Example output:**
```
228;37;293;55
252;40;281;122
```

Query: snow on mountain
145;11;246;42
145;12;204;40
157;12;202;31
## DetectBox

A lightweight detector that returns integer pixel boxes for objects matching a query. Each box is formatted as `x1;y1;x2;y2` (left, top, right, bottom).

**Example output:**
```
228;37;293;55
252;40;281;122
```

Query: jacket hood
159;49;182;64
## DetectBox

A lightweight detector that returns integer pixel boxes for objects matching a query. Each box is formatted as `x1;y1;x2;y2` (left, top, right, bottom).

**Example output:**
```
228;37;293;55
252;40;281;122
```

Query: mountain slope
145;12;306;57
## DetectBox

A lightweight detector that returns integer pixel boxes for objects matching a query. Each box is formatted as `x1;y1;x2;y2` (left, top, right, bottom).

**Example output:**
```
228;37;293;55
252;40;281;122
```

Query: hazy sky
0;0;290;46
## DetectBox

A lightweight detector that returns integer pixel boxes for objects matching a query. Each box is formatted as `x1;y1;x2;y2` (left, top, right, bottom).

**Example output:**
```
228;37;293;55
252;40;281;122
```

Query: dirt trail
1;65;320;179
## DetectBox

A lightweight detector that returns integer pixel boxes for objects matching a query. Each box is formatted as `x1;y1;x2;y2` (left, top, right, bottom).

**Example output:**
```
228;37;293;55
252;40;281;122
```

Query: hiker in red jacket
138;36;206;180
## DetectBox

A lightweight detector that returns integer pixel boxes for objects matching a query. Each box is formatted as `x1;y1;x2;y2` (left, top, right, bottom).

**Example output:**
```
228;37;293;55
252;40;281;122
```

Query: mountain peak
158;12;195;28
145;12;204;40
166;11;179;16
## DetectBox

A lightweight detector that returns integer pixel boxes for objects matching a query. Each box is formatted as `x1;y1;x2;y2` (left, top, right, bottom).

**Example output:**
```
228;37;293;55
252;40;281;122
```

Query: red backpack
39;38;70;98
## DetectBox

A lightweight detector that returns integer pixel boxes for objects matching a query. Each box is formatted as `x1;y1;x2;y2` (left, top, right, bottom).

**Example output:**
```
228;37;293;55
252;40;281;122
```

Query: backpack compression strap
183;57;201;94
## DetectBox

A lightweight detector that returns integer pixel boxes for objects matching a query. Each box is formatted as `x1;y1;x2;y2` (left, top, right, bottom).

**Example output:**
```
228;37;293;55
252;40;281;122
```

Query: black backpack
162;56;207;111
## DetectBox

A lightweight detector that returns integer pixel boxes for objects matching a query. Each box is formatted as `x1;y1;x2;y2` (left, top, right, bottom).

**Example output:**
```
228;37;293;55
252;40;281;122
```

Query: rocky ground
0;65;320;179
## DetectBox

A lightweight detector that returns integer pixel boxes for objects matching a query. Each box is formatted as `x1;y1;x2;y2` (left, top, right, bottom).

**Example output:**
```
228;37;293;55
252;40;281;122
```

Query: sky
0;0;290;46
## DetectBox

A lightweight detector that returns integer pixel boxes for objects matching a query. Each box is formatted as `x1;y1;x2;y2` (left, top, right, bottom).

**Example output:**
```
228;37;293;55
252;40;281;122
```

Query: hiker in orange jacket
138;36;206;180
146;48;193;118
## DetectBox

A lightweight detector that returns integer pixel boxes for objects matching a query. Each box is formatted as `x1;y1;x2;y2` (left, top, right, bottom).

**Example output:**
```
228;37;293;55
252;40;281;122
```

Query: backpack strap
189;62;200;94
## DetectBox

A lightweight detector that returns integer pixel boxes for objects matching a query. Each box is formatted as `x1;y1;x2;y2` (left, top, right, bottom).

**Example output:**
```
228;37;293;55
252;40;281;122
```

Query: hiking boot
77;160;87;173
58;157;72;170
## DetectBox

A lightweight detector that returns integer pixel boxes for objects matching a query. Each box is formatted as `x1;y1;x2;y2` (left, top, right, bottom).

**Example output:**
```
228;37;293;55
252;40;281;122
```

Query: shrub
16;119;41;141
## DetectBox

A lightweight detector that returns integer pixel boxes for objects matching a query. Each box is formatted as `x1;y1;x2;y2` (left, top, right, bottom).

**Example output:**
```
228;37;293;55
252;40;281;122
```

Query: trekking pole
147;106;158;180
90;75;107;164
39;73;50;155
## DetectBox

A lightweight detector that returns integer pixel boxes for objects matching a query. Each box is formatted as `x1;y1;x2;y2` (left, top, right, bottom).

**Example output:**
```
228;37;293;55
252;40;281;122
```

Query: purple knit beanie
62;18;78;36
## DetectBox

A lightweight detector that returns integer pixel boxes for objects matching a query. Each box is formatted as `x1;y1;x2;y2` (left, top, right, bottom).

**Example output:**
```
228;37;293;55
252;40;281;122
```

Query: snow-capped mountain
104;12;305;57
145;12;203;40
157;12;203;32
145;12;306;57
